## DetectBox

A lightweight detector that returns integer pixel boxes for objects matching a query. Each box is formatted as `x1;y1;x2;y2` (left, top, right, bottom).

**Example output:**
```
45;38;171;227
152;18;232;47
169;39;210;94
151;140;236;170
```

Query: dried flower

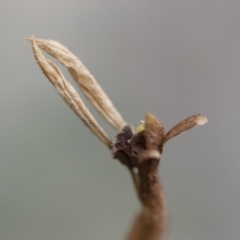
28;36;207;240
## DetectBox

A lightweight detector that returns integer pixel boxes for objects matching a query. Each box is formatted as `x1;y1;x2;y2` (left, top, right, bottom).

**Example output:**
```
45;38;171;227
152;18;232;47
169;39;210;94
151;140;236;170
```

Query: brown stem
112;112;207;239
126;150;167;240
113;114;167;240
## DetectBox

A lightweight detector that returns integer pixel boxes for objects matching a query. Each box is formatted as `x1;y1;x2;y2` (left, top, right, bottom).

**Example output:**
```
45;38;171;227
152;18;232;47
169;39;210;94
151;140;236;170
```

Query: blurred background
1;1;240;239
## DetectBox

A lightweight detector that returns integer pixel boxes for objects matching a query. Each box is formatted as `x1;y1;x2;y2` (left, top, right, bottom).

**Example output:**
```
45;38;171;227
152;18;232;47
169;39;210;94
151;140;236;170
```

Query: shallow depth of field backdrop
1;1;240;240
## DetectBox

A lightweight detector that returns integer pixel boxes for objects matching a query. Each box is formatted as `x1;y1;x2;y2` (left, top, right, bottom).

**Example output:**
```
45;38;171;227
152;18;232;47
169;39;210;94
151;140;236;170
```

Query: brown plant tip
145;112;164;152
164;114;208;143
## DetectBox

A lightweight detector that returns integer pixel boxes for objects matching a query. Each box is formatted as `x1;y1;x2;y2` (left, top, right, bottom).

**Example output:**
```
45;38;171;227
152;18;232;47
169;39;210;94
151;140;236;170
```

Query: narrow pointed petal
31;37;112;147
164;114;208;143
27;37;126;131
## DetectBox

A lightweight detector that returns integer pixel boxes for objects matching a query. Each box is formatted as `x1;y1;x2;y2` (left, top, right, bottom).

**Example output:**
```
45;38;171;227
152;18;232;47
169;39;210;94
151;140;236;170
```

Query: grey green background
1;1;240;239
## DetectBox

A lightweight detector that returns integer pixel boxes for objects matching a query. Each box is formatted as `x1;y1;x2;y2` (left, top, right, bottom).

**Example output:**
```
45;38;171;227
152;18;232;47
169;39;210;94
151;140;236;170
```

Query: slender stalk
126;151;167;240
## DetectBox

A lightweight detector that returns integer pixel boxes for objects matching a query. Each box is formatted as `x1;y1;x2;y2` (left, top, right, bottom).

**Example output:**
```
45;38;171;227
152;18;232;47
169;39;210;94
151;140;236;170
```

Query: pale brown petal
164;114;208;143
31;37;112;147
27;37;126;131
